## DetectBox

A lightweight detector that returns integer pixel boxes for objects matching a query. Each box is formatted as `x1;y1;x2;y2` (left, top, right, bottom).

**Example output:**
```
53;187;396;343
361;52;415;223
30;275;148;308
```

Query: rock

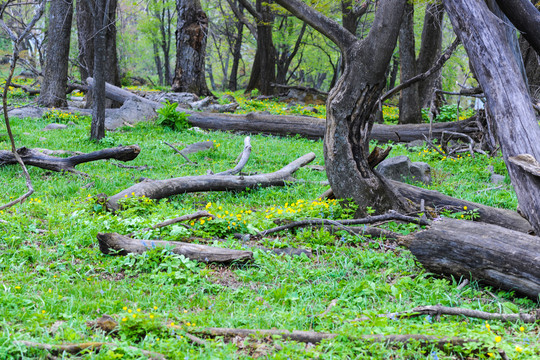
206;103;238;113
491;174;505;184
105;98;157;130
377;155;432;185
286;89;306;103
8;106;44;119
156;92;199;106
406;139;425;151
42;123;68;131
221;94;236;103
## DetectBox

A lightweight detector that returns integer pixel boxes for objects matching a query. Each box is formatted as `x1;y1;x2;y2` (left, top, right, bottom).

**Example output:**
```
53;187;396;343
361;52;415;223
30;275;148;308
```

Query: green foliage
155;100;191;131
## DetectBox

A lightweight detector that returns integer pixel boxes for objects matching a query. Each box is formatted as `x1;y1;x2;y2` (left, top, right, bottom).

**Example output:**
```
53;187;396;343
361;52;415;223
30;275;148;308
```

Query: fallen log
106;152;315;210
399;218;540;299
0;145;141;175
97;232;253;263
391;180;534;234
93;78;480;142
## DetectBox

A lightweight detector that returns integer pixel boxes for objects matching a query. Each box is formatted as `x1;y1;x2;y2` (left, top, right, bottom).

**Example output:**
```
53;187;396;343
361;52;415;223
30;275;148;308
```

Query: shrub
155;100;191;131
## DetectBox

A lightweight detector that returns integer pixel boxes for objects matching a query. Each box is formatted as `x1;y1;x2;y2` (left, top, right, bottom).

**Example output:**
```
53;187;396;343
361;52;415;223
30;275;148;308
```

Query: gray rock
406;139;424;150
221;94;236;103
8;106;44;119
105;98;157;130
491;173;506;184
42;123;68;131
376;155;432;185
153;92;199;105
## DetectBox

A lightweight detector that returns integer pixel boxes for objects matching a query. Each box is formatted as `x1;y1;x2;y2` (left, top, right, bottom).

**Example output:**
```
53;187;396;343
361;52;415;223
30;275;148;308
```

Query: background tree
171;0;212;96
78;0;120;108
37;0;73;108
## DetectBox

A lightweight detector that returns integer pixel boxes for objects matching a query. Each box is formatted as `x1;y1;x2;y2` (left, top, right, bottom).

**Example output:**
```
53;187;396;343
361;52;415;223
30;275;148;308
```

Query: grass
0;93;538;359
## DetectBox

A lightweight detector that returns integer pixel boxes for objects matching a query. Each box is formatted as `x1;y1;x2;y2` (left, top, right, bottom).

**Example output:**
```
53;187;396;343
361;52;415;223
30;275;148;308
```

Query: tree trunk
398;2;422;124
400;218;540;299
444;0;540;235
520;36;540;99
97;233;253;263
495;0;540;56
77;0;120;109
38;0;73;108
228;2;244;91
90;0;108;141
245;0;276;95
171;0;212;96
153;42;164;85
416;3;444;108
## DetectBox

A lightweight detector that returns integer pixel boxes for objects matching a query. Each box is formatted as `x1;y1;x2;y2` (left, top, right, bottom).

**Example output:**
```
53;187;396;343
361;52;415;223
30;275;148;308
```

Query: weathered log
399;218;540;299
390;180;534;234
0;145;141;175
97;232;253;263
95;78;479;142
106;152;316;210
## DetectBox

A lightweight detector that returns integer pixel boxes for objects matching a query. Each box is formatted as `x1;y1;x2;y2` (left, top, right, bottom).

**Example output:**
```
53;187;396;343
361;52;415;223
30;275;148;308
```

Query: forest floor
0;91;538;359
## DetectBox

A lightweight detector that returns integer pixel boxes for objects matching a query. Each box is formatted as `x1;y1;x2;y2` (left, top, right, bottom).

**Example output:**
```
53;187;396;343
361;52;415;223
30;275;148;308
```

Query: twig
216;137;251;175
308;299;337;318
423;135;447;157
111;163;153;171
129;211;213;236
13;341;166;360
456;279;469;290
351;305;540;324
184;332;208;346
379;38;460;103
442;131;475;158
164;141;195;164
258;211;429;237
475;185;504;194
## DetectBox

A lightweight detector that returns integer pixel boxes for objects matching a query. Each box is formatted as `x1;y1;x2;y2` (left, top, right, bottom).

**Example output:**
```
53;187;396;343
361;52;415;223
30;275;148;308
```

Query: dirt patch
207;265;259;291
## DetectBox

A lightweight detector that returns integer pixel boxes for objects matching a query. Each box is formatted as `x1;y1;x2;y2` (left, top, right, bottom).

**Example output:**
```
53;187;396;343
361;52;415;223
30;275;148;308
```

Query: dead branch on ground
128;210;213;236
106;152;315;211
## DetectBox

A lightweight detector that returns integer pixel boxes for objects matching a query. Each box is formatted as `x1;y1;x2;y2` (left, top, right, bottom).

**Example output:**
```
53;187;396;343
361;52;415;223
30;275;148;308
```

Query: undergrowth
0;94;537;359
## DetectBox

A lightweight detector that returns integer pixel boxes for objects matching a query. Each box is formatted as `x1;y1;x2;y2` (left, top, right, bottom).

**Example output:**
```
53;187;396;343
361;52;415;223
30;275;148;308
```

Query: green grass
0;96;537;359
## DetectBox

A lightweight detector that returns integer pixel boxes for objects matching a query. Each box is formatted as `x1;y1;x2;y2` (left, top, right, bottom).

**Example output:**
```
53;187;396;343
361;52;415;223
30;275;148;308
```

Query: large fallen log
97;232;253;263
399;218;540;299
106;152;315;210
90;78;480;142
0;145;141;175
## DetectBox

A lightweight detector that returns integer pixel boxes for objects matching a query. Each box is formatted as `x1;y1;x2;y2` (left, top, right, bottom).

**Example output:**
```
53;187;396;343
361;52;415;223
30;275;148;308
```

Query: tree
443;0;540;234
171;0;212;96
274;0;410;216
77;0;120;109
37;0;73;108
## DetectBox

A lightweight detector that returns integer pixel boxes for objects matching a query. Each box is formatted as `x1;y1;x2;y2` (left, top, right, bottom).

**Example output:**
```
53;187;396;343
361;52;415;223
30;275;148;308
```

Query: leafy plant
43;109;89;124
155;100;191;131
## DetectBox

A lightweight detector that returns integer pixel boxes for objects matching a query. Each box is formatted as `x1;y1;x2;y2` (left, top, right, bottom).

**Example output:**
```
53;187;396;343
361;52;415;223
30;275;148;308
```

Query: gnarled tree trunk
171;0;212;96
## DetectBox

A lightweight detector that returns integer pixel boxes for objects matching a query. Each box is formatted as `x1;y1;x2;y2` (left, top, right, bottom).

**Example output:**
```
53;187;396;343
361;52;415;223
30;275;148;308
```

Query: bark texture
444;0;540;234
38;0;73;108
495;0;540;56
401;218;540;299
172;0;212;96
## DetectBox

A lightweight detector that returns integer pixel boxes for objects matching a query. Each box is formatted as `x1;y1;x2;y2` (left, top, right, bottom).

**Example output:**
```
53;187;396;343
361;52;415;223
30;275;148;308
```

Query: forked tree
273;0;540;234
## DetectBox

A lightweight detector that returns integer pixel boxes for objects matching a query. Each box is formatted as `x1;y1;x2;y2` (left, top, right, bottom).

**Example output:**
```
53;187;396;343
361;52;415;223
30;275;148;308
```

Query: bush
155;100;191;131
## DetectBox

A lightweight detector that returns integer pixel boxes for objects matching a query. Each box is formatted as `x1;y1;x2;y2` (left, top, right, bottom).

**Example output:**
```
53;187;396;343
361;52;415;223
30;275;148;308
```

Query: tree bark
400;218;540;299
228;2;245;91
90;0;109;141
520;35;540;99
97;233;253;263
171;0;212;96
398;2;422;124
38;0;73;108
444;0;540;234
106;152;315;210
